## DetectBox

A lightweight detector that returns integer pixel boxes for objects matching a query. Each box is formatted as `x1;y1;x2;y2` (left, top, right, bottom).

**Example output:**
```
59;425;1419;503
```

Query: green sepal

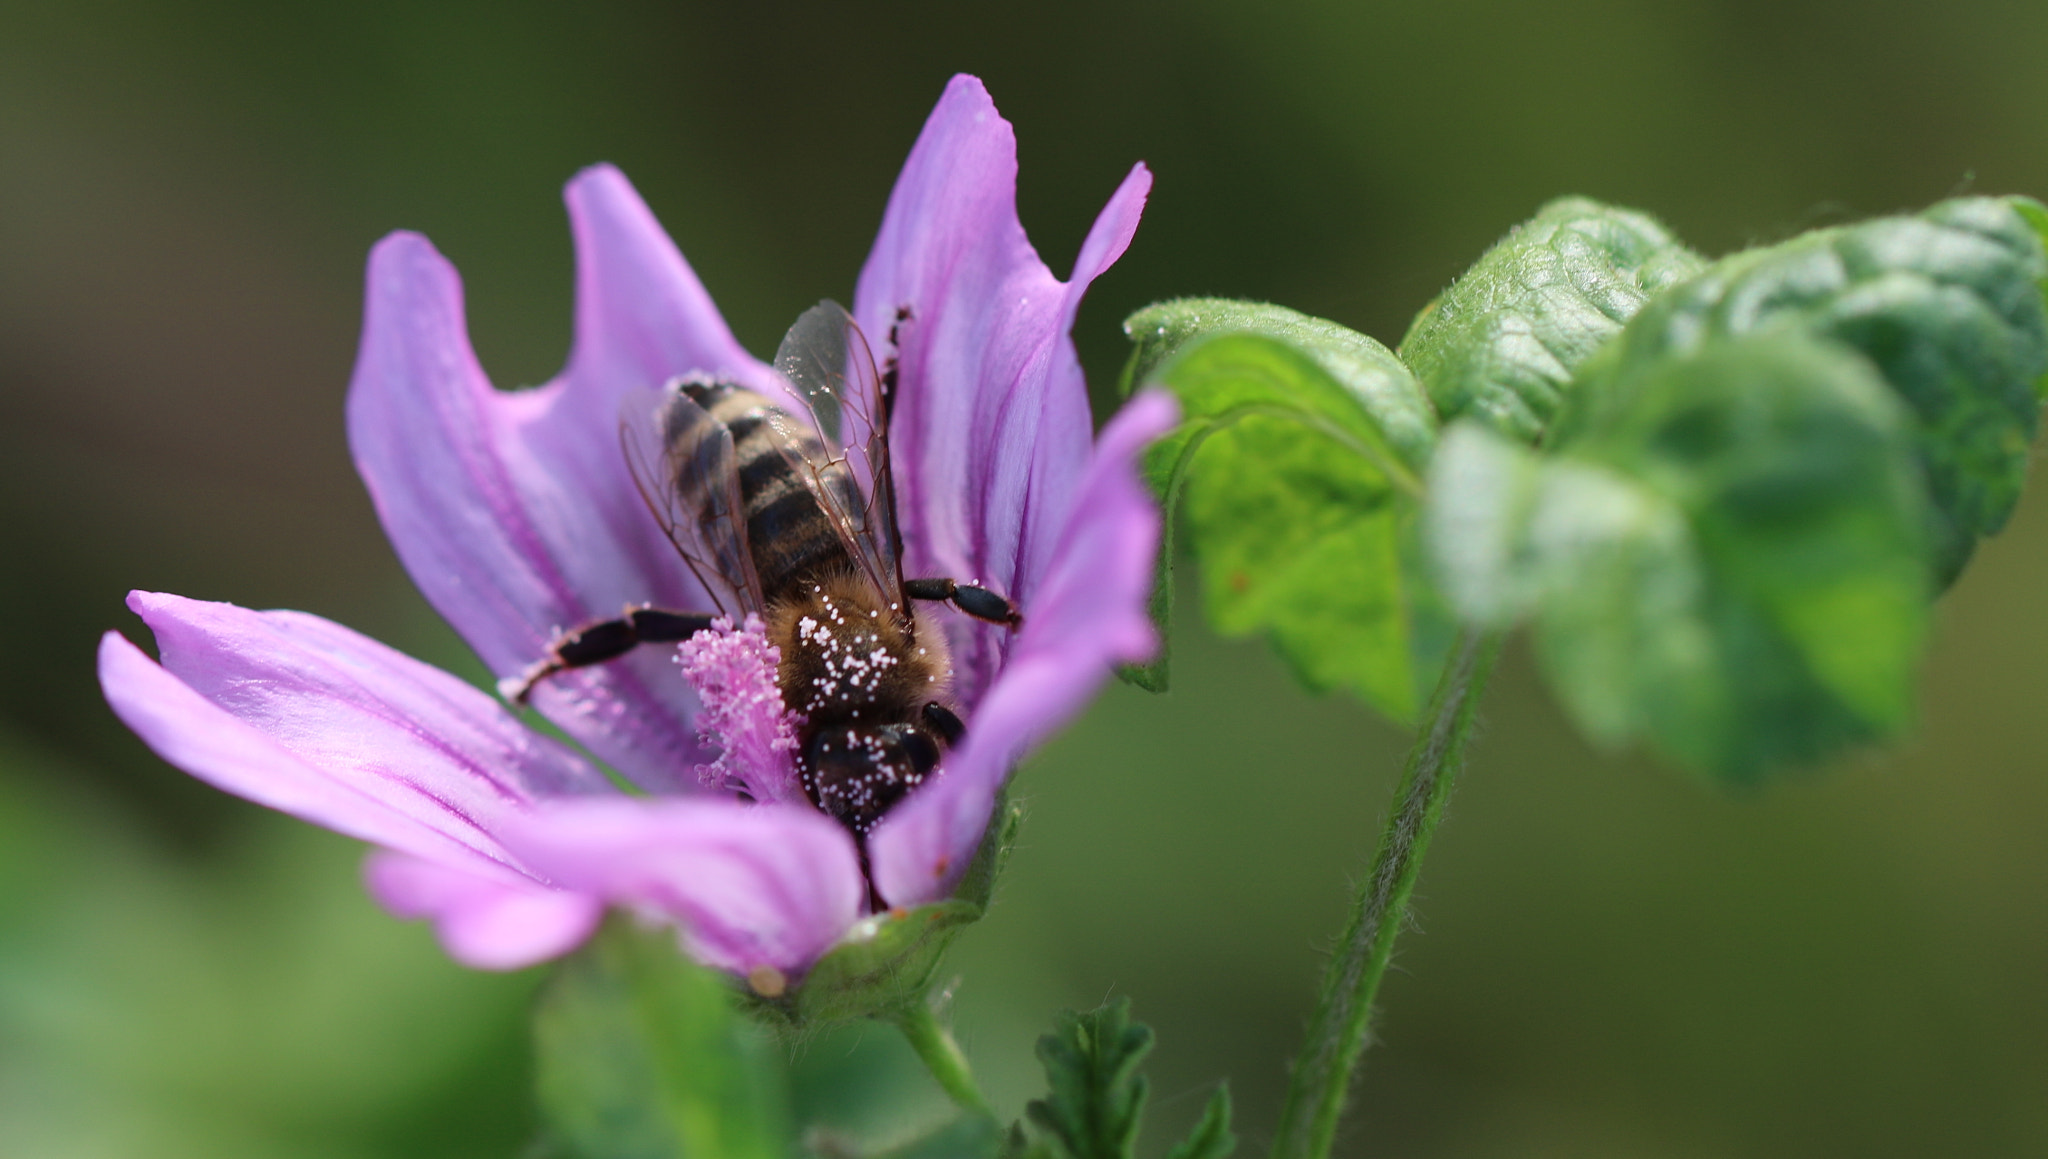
1022;1000;1155;1159
1163;1088;1237;1159
1429;332;1932;780
532;917;791;1159
1552;196;2048;584
759;900;983;1030
1118;299;1446;723
745;800;1020;1032
1400;197;1704;443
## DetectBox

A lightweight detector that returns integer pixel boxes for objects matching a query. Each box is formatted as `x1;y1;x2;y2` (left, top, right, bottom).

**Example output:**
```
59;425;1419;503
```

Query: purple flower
97;76;1172;986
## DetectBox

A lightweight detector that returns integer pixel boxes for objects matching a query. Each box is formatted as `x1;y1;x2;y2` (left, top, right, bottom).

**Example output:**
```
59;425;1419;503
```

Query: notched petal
347;226;717;794
870;393;1176;906
854;76;1153;709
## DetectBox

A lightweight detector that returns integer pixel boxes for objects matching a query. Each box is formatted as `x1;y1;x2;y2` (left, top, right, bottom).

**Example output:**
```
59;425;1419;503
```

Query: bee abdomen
679;380;862;601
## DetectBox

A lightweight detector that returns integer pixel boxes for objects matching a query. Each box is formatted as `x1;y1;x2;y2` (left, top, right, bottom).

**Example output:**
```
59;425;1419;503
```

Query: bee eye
902;729;940;774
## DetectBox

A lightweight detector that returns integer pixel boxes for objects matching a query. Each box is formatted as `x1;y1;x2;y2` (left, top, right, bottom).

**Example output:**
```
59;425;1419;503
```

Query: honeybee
502;302;1020;843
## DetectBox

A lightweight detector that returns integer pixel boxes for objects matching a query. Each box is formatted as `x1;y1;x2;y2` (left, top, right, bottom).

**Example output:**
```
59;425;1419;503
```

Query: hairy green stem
894;1001;992;1117
1270;629;1501;1159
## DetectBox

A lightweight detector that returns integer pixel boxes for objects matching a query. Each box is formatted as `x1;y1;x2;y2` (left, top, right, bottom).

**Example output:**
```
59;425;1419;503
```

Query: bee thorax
769;574;948;716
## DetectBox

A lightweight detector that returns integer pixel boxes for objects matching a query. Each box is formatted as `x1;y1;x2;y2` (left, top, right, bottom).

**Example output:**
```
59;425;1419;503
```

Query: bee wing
770;300;904;598
620;379;767;617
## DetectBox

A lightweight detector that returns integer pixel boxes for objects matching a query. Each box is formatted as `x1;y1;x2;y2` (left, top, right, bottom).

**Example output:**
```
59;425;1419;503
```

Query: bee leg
499;606;716;705
880;305;913;412
902;578;1021;627
856;846;889;915
921;702;966;746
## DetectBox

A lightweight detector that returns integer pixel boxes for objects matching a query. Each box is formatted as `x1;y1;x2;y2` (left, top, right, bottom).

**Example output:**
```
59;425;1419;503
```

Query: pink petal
365;850;603;970
854;74;1152;707
102;592;611;878
347;166;778;794
506;798;865;976
869;392;1177;906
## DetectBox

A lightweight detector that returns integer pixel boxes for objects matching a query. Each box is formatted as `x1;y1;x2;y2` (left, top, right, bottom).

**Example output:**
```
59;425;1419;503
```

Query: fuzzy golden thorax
766;570;954;725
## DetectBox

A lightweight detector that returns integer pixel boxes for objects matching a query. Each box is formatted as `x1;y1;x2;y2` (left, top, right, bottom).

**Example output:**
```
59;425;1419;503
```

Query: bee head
802;721;942;836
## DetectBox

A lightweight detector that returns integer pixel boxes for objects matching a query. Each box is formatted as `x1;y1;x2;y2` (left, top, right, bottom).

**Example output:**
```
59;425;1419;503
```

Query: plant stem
1269;629;1501;1159
894;1001;993;1117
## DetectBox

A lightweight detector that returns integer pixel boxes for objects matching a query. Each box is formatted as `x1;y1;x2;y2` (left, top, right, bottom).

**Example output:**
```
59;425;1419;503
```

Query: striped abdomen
675;380;864;605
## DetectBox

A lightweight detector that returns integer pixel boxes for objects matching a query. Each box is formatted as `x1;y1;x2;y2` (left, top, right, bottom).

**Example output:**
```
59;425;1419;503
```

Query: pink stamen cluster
676;615;803;804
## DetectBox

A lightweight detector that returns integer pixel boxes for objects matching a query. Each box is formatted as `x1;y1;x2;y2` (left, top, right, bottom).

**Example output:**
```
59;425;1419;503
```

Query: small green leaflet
1552;196;2048;585
532;919;790;1159
1429;333;1932;780
1014;999;1234;1159
1400;197;1704;443
1120;299;1445;724
1163;1089;1237;1159
1024;1003;1152;1159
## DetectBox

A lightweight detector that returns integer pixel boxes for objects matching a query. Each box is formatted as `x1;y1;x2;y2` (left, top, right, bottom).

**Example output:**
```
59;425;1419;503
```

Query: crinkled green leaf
747;801;1018;1031
1023;1000;1155;1159
1553;196;2048;584
533;918;790;1159
1428;333;1931;780
1400;197;1704;443
1119;300;1445;723
1163;1088;1236;1159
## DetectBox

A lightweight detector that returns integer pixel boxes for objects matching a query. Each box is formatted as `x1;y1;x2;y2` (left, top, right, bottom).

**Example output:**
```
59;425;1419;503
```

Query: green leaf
1400;197;1704;443
1553;196;2048;584
1163;1088;1236;1159
1428;333;1932;780
1023;1000;1156;1159
533;918;790;1159
1120;300;1446;723
1122;299;1438;464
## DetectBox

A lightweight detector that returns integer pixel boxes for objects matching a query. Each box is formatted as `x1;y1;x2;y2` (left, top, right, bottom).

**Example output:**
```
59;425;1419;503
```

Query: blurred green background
4;1;2046;1155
